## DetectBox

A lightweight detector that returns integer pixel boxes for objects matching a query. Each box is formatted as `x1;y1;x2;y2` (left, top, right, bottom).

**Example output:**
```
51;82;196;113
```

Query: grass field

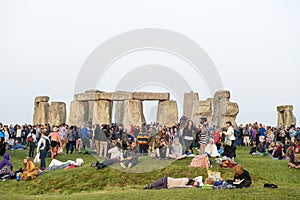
0;147;299;200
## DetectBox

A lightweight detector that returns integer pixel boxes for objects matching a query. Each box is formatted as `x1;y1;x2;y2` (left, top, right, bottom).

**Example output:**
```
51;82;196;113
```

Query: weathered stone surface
133;92;170;101
156;100;178;127
88;101;95;121
68;100;89;127
197;98;214;125
213;90;239;128
33;102;50;125
49;102;66;126
277;105;293;112
277;105;296;128
111;91;133;101
183;92;199;120
74;91;134;101
74;92;112;101
93;100;112;125
114;101;125;125
123;100;145;130
220;102;239;128
34;96;50;103
277;112;284;127
84;89;103;94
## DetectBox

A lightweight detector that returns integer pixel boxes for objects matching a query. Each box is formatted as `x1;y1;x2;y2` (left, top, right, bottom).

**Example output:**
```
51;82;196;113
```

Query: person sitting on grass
143;176;202;190
288;147;300;169
272;142;285;160
0;153;13;179
156;138;170;160
12;140;26;150
205;138;219;158
227;164;252;188
222;139;236;160
20;157;40;180
97;141;123;170
267;142;276;155
249;142;265;155
120;141;139;169
168;138;186;160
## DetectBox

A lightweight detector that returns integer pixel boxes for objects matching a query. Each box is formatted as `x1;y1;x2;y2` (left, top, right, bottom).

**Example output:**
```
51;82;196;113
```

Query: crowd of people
0;116;299;186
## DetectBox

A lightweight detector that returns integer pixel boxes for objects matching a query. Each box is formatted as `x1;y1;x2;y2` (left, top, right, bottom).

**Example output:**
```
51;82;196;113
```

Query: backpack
243;130;250;136
43;137;50;151
27;135;33;143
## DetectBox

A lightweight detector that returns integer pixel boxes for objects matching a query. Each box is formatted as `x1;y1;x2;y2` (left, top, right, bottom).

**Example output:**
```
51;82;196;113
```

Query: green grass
0;147;299;200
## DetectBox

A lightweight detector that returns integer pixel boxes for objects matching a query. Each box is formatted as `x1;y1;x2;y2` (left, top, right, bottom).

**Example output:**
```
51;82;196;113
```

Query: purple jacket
0;153;13;170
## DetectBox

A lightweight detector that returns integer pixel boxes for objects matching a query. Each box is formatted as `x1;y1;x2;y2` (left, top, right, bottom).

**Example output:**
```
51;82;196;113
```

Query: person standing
182;120;196;154
137;130;149;156
37;130;50;170
27;129;37;158
223;121;235;146
48;127;62;159
66;126;76;154
80;124;91;154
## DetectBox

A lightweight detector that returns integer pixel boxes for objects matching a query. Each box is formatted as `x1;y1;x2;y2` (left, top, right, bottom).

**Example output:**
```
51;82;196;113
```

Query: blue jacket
80;127;89;139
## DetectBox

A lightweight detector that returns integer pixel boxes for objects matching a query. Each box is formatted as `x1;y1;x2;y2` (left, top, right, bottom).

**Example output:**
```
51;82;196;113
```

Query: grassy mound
1;147;299;200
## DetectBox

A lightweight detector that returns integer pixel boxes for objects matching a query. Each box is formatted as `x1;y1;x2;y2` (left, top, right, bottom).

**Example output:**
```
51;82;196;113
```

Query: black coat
234;170;252;188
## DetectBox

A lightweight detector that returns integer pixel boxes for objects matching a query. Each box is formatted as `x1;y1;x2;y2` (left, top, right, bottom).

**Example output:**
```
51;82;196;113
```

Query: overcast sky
0;0;299;126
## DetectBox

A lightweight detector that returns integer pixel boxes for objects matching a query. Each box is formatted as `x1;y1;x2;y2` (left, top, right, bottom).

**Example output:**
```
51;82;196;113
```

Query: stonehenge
33;90;240;129
277;105;296;129
32;91;298;130
183;90;239;128
67;91;175;129
33;96;66;126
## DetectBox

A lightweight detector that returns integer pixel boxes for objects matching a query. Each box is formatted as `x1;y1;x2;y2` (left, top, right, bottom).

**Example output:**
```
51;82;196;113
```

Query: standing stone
36;102;50;125
277;105;296;128
183;92;199;121
88;101;95;122
93;100;112;125
115;101;125;125
68;100;89;127
49;102;66;126
197;98;214;125
34;96;50;104
122;100;145;130
33;96;50;125
156;100;178;127
213;90;239;128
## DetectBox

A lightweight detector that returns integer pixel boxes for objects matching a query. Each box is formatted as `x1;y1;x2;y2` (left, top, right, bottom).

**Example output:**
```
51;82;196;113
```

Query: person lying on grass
143;176;202;189
46;158;84;170
288;147;300;169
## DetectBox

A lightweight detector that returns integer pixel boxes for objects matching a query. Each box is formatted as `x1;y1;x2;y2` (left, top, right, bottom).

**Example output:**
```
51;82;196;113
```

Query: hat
53;127;59;132
75;158;84;166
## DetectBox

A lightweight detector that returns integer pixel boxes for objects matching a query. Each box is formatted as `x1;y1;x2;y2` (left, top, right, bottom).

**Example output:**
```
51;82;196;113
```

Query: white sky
0;0;299;126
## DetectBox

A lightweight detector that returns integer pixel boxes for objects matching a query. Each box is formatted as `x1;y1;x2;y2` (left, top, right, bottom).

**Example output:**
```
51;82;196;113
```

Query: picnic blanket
189;154;210;169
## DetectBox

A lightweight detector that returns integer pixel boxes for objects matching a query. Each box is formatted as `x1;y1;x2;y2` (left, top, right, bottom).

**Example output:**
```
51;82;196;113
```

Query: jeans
147;177;168;189
28;142;36;157
66;141;75;154
40;149;47;169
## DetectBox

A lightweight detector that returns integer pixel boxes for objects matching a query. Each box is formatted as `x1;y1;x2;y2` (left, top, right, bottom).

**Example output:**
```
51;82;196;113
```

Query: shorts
243;136;250;144
51;141;58;148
